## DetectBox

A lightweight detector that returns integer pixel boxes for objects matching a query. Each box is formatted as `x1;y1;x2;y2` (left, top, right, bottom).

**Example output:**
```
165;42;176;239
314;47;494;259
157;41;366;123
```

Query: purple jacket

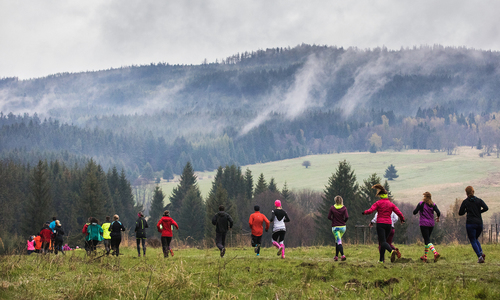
328;205;349;227
413;201;440;227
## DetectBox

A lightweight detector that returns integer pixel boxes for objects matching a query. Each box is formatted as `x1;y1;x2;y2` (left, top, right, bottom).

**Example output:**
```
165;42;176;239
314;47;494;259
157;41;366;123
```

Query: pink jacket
364;198;404;224
27;240;35;251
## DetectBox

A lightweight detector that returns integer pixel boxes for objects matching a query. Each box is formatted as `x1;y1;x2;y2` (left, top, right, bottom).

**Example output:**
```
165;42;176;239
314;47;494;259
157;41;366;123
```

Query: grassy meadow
160;147;500;216
1;243;500;299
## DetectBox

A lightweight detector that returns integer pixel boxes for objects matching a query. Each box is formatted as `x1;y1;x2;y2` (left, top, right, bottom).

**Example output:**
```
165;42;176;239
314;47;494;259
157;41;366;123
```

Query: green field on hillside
2;244;500;299
160;147;500;215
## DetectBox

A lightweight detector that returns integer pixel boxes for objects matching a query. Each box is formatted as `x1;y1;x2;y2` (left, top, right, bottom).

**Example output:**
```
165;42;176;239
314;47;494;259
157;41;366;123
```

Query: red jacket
249;211;270;236
40;228;53;243
157;216;179;237
364;198;404;224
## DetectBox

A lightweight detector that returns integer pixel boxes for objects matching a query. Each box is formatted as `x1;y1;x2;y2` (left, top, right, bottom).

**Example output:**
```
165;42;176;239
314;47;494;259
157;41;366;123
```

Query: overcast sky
1;0;499;79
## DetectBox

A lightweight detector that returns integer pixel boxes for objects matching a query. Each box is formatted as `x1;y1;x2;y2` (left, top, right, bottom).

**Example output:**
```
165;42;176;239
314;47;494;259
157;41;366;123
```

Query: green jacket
86;223;104;241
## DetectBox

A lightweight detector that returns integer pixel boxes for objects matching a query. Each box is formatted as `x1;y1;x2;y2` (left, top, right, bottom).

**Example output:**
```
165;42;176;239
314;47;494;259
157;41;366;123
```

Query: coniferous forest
2;44;500;253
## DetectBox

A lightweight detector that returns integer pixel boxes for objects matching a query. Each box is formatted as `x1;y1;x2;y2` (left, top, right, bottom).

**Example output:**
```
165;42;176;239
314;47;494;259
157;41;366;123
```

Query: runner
39;222;53;254
101;216;112;255
157;210;179;258
458;186;489;263
248;205;270;256
362;184;405;263
109;215;125;256
369;212;401;259
86;217;103;255
413;192;441;262
212;205;234;258
135;212;149;257
53;220;65;255
270;200;290;259
328;196;348;261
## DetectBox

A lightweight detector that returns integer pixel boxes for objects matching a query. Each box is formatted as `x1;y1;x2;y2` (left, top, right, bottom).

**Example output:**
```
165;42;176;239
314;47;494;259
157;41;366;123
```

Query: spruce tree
204;185;237;242
254;173;268;196
244;168;253;200
24;160;52;233
163;162;174;182
118;168;137;230
384;164;399;180
80;159;107;222
178;187;206;242
315;160;359;245
281;181;292;202
268;177;278;193
150;185;165;234
167;162;198;217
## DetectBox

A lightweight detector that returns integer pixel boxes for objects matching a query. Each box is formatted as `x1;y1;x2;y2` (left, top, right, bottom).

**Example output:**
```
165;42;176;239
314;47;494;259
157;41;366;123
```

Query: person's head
55;220;61;227
105;216;110;222
371;184;388;197
113;214;119;221
465;186;475;197
52;217;57;221
219;205;225;211
29;236;33;241
334;195;343;205
274;200;282;208
163;210;170;216
91;217;98;224
88;217;92;223
422;192;434;206
138;212;144;218
254;205;260;212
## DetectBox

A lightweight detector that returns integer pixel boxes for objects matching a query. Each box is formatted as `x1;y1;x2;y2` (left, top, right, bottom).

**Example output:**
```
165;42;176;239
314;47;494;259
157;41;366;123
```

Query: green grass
2;243;500;299
160;147;500;215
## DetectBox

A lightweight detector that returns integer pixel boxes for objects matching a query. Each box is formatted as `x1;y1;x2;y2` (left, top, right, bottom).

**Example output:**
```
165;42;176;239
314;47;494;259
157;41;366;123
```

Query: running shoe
390;250;397;262
170;249;174;257
478;256;485;263
334;256;338;261
434;252;440;262
420;256;427;263
395;248;401;259
482;253;486;261
221;247;226;258
341;255;346;261
254;244;259;254
277;246;282;256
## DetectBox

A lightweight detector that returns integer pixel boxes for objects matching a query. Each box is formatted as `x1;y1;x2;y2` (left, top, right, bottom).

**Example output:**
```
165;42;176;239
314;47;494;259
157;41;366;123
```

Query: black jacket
54;226;65;242
459;196;488;225
135;217;149;238
110;220;126;237
212;211;234;234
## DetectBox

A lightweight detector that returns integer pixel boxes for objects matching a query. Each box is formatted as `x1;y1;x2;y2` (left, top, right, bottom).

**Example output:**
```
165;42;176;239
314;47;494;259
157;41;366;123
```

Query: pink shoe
281;244;285;259
341;255;346;261
334;256;338;261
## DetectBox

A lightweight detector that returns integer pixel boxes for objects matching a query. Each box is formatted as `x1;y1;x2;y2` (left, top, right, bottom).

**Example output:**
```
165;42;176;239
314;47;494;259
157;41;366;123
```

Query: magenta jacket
363;198;404;224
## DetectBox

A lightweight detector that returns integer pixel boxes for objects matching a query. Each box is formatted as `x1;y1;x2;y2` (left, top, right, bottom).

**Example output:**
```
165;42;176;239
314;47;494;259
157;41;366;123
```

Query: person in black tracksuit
212;205;233;258
54;220;65;255
109;214;126;256
135;212;149;257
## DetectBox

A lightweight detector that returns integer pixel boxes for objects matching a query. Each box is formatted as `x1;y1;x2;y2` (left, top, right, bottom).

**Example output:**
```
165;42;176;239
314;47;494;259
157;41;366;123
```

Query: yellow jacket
101;222;111;240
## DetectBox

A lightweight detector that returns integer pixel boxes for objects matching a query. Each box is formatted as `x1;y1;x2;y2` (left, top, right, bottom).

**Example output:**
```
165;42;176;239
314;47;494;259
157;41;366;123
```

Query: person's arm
212;214;218;225
172;219;179;230
157;219;162;232
458;201;466;216
393;204;405;222
413;202;423;215
228;214;234;229
284;211;290;223
370;212;378;224
264;216;270;232
135;220;139;232
344;208;349;223
480;200;489;213
248;215;253;229
434;204;441;220
121;223;126;232
363;202;378;215
269;211;275;223
327;207;333;221
144;219;149;229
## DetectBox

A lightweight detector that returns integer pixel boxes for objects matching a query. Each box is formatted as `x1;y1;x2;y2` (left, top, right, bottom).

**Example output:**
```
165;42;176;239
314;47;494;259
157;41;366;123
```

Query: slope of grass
160;147;500;215
1;244;500;299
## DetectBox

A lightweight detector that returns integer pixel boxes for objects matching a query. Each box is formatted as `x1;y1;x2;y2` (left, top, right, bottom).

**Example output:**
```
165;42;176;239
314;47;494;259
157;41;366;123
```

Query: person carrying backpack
135;212;149;257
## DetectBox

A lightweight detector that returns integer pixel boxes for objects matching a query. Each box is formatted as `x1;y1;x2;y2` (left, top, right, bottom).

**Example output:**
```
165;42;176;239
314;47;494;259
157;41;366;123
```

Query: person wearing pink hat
269;199;290;259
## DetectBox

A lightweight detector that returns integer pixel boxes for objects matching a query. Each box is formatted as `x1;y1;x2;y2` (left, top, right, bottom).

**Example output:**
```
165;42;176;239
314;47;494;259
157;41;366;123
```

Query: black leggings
136;238;146;255
376;223;393;262
161;236;172;256
272;231;286;243
420;226;434;245
111;236;122;256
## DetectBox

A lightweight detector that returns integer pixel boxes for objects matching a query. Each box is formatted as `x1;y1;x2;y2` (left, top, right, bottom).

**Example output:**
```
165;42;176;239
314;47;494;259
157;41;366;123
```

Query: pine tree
80;159;107;222
315;160;359;245
178;187;206;242
254;173;268;196
167;162;198;217
204;184;238;242
107;166;123;220
163;162;174;182
142;162;154;181
118;168;137;230
24;160;52;234
150;185;165;235
268;177;278;193
384;164;399;180
281;181;292;202
244;168;253;200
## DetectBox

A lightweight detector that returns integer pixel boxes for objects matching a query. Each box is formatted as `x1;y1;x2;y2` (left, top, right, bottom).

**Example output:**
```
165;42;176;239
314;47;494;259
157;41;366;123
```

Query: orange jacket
34;236;42;250
249;211;270;237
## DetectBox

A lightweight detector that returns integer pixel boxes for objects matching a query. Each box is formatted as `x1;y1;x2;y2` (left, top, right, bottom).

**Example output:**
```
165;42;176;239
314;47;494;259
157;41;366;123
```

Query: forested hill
2;44;500;181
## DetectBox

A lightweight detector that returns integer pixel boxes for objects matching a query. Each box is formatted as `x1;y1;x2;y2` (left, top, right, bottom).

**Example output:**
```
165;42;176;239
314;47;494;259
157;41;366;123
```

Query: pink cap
274;200;282;207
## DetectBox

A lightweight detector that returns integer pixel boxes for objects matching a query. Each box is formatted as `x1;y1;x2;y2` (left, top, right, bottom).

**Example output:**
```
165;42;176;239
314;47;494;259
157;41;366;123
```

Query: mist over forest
2;44;500;179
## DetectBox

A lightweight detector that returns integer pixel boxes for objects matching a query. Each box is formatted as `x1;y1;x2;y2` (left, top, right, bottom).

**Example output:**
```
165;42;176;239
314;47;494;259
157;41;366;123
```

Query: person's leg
475;224;483;257
387;228;395;250
255;235;262;255
115;237;121;256
215;233;224;251
332;226;346;258
104;239;110;254
142;238;146;256
278;231;286;258
167;237;174;256
161;237;168;257
466;224;482;257
376;224;393;262
272;232;281;249
420;226;431;261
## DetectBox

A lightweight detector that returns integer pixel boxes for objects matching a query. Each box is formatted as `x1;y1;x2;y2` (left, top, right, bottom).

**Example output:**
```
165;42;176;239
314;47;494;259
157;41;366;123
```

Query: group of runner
329;184;489;263
28;184;488;263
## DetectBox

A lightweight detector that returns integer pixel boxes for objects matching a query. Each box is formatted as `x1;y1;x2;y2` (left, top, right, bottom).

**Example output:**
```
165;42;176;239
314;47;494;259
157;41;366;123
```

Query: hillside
160;147;500;216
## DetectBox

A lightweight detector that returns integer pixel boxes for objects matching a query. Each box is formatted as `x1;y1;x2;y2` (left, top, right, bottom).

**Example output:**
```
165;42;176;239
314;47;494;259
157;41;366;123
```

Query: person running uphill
459;186;489;263
86;217;103;255
212;205;234;258
135;212;149;257
270;200;290;259
101;216;112;255
249;205;270;256
369;211;401;258
328;196;348;261
413;192;441;262
362;184;405;263
157;210;179;258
